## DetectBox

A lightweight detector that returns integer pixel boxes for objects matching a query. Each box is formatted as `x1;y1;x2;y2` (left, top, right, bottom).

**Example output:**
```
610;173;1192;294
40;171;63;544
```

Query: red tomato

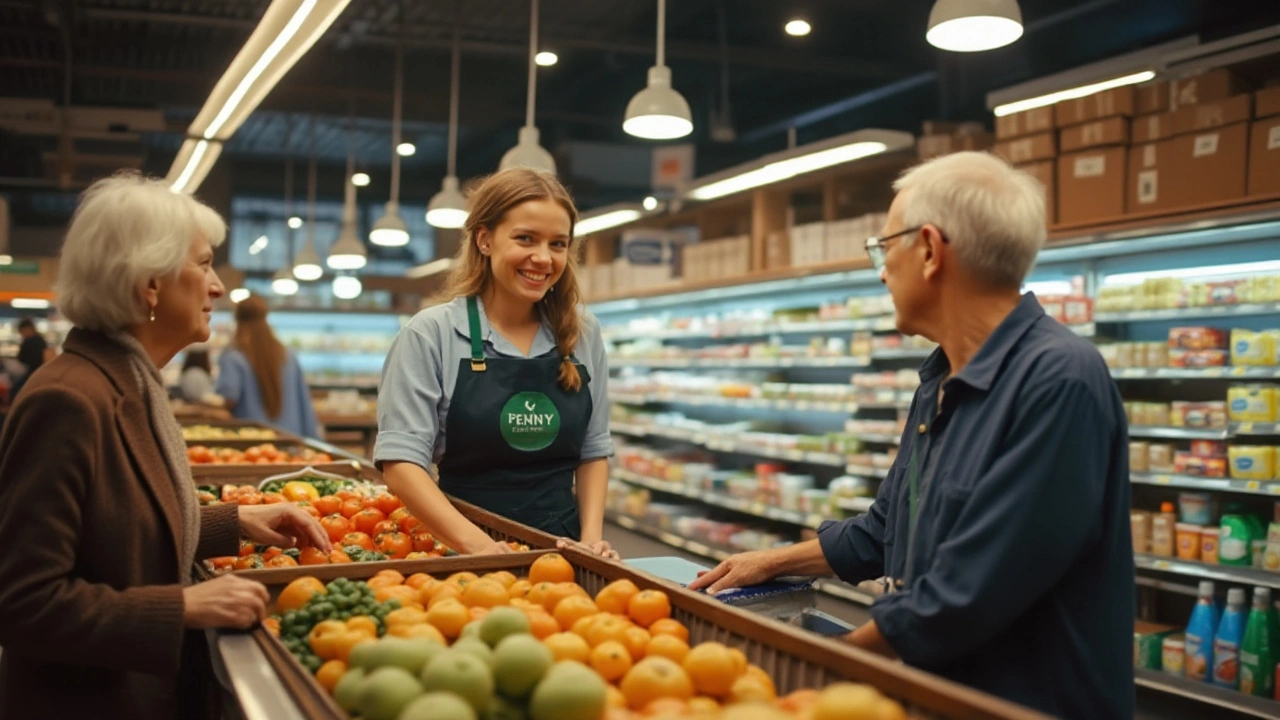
314;496;343;516
411;531;436;554
261;492;285;504
340;532;376;552
371;520;398;538
234;554;264;571
320;514;351;543
340;499;364;519
261;547;283;562
374;493;402;516
377;532;413;559
298;547;330;566
351;508;386;537
238;540;256;557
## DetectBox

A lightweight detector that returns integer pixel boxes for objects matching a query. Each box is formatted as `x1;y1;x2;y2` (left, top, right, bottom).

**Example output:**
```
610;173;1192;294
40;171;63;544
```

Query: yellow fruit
590;640;634;682
282;481;320;502
683;642;740;698
812;683;893;720
425;599;470;640
277;577;326;613
544;632;592;663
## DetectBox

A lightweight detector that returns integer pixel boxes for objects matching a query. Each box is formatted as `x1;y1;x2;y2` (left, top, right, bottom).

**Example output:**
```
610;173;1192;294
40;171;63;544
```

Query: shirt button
917;423;928;434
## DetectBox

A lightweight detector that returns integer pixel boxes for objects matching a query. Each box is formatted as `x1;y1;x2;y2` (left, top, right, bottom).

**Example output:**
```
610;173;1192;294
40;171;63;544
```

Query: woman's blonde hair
232;296;288;418
437;168;584;391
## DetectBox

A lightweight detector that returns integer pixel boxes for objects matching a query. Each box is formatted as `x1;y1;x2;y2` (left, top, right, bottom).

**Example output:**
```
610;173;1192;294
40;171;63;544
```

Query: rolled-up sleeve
579;312;613;460
374;323;444;471
818;463;897;584
871;378;1111;667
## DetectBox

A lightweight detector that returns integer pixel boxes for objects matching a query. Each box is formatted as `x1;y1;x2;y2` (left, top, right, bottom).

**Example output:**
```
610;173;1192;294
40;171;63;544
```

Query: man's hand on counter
687;550;780;594
557;537;620;560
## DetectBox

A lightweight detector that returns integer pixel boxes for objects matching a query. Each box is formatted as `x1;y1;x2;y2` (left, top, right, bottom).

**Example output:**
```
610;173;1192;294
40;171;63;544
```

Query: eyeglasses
864;225;949;271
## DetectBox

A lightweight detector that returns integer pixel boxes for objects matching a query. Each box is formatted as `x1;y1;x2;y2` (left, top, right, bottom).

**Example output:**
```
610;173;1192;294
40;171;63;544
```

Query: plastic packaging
1220;514;1257;566
1163;636;1185;677
1176;523;1202;560
1228;385;1280;423
1130;442;1150;472
1186;580;1221;682
1179;492;1214;525
1230;446;1278;481
1232;329;1279;366
1201;528;1220;565
1131;511;1152;554
1214;587;1248;689
1241;588;1278;696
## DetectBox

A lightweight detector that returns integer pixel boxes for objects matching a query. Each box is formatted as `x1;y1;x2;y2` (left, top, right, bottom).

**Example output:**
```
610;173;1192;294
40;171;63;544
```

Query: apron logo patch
500;391;562;451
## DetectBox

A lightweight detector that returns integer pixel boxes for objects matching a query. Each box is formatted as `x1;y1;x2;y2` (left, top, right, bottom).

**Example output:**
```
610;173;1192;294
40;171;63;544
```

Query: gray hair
56;171;226;332
893;151;1046;289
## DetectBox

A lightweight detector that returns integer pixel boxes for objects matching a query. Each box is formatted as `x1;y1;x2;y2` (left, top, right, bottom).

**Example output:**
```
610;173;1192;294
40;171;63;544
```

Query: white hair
56;171;226;332
893;151;1046;289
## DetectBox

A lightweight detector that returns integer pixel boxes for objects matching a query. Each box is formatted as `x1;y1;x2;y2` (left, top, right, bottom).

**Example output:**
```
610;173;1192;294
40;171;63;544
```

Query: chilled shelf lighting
1102;260;1280;288
11;298;50;309
229;288;251;303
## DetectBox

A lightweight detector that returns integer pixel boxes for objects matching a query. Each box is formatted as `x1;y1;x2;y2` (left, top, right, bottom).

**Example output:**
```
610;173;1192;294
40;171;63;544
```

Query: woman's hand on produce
472;539;516;555
557;537;620;560
238;504;333;552
686;550;779;594
182;574;270;630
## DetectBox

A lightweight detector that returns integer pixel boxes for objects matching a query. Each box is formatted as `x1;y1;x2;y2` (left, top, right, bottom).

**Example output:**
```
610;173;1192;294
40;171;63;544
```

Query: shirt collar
447;295;557;357
918;293;1047;392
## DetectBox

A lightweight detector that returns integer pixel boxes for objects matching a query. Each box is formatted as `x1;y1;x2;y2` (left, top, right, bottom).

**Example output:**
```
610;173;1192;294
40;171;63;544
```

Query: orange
543;632;592;663
595;579;640;615
366;575;402;591
683;642;739;698
541;582;588;614
277;577;326;613
426;598;470;640
572;614;601;638
620;656;695;710
262;617;281;637
404;573;435;590
728;674;776;704
686;697;721;715
374;569;406;585
553;595;600;631
526;581;556;606
314;659;347;692
620;626;651;662
728;649;748;677
605;684;628;709
298;546;330;566
485;571;518;589
422;581;461;605
646;619;689;643
446;571;479;588
510;598;534;610
387;623;447;643
468;606;490;622
641;697;689;716
627;590;672;629
328;549;353;563
508;580;533;599
646;634;690;664
385;606;430;628
591;640;634;682
584;615;632;648
776;689;820;714
604;708;635;720
264;554;298;568
529;553;576;585
525;609;561;640
375;585;422;607
461;578;510;608
346;616;378;638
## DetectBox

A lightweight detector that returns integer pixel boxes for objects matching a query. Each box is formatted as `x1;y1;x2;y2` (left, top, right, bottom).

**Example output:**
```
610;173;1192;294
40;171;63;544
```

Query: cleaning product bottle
1220;510;1257;567
1214;587;1248;689
1186;580;1221;682
1240;587;1278;696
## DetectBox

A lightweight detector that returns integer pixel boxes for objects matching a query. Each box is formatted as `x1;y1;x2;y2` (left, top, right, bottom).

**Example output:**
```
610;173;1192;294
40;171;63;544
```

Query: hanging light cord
525;0;538;128
656;0;666;67
306;116;317;247
389;1;404;204
283;115;295;265
447;0;460;177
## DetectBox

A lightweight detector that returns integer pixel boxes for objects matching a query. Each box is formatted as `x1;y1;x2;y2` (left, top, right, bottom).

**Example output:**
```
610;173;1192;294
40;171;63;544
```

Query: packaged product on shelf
1179;491;1215;525
1131;510;1152;553
1186;581;1222;682
1136;621;1182;670
799;489;830;514
1176;523;1203;560
1214;588;1249;689
1190;440;1228;458
1219;511;1264;566
1240;587;1279;697
1264;523;1280;571
1228;384;1280;422
1201;528;1220;564
1169;348;1229;367
1229;446;1278;480
1207;279;1249;306
1129;441;1150;472
1145;342;1170;368
1149;443;1176;471
1151;513;1175;557
1172;401;1228;428
1162;635;1186;677
1254;540;1269;569
1169;327;1229;350
1231;329;1280;366
1174;451;1228;478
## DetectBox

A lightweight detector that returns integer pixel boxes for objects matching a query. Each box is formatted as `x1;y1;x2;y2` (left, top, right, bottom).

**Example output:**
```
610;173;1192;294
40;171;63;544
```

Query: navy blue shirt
818;294;1134;719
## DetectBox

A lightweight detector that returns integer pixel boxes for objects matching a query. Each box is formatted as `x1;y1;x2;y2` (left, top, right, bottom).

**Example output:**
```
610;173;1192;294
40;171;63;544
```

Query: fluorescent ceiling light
166;0;351;193
643;196;658;211
994;70;1156;117
1103;260;1280;288
288;215;303;229
426;176;468;229
332;275;363;299
406;257;456;279
351;172;371;187
577;208;644;236
271;268;299;296
535;51;558;66
229;288;252;303
785;19;811;37
927;0;1023;53
396;142;416;157
685;129;910;201
249;235;269;255
11;298;50;309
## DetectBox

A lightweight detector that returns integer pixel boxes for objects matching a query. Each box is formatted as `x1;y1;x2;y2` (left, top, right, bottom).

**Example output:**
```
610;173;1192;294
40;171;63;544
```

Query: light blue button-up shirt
373;295;613;471
215;348;320;439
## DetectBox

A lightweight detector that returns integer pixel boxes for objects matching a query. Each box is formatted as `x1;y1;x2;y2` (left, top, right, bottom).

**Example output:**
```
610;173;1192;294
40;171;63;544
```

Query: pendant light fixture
926;0;1023;52
426;0;469;229
271;148;299;296
332;274;362;299
292;117;324;281
370;4;410;247
499;0;555;174
623;0;692;140
327;108;368;271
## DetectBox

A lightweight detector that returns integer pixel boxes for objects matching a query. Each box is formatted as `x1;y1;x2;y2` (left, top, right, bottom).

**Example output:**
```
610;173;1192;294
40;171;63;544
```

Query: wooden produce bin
191;456;367;482
244;551;1049;720
181;418;303;447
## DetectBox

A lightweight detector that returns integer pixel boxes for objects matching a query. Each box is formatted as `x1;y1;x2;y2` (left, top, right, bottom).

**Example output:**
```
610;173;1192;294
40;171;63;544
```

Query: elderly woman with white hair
0;171;331;720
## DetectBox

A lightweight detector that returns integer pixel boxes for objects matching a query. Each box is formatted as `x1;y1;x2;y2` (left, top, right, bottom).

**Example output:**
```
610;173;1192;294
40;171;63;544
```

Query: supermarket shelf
1134;554;1280;591
606;315;899;343
605;511;875;607
1134;668;1280;720
216;634;307;720
610;356;873;370
850;432;901;445
610;424;849;468
1131;472;1280;496
836;497;876;513
867;348;935;361
1097;302;1280;324
1236;423;1280;437
612;469;828;529
1070;322;1096;338
845;464;892;479
1111;367;1280;380
1129;426;1231;440
610;393;861;414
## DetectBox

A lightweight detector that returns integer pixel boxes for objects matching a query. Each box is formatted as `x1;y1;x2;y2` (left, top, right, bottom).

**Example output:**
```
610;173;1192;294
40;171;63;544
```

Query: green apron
437;296;593;538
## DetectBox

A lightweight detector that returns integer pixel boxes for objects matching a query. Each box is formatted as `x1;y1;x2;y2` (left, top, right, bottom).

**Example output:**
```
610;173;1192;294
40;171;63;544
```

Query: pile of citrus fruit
186;442;332;465
270;553;908;720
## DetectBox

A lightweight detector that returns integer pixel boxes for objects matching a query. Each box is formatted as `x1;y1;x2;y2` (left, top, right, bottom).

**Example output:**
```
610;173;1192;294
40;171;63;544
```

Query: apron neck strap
465;296;487;372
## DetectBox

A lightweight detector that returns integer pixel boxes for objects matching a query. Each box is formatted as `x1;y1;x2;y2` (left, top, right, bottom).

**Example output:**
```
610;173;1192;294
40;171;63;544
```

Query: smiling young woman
374;169;616;558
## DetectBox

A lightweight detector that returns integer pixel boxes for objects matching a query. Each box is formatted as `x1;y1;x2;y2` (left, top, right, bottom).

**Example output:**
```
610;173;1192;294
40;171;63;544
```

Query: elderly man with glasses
690;152;1133;719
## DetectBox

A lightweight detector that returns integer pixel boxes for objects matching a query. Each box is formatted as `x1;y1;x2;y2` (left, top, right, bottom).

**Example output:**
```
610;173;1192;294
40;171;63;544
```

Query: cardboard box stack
1053;85;1136;225
993;106;1057;225
917;121;995;161
827;214;887;262
683;236;751;284
1128;70;1254;215
1249;85;1280;197
789;223;827;267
